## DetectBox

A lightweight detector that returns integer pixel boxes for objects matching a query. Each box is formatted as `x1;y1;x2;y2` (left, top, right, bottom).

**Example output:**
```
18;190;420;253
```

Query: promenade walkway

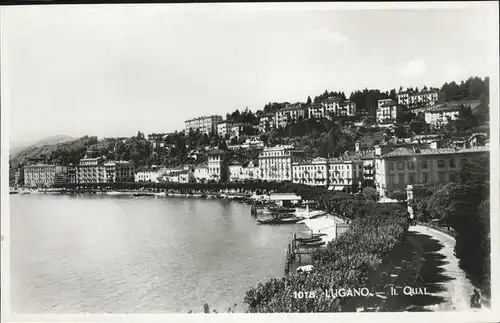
409;225;475;311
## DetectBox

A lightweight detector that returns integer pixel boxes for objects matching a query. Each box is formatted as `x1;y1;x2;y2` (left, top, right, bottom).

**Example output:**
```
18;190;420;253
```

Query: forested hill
9;133;151;169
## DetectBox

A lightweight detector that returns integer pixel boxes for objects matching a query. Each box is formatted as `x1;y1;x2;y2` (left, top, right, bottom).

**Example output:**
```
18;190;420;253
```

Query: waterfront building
376;99;402;123
259;114;274;133
258;145;306;182
327;157;363;192
207;149;227;182
104;161;135;183
135;167;160;183
274;103;307;128
184;115;223;134
76;157;106;183
193;164;209;182
24;164;56;188
178;170;194;183
217;120;235;138
292;157;329;186
53;165;76;185
373;143;489;197
228;164;243;182
14;166;24;186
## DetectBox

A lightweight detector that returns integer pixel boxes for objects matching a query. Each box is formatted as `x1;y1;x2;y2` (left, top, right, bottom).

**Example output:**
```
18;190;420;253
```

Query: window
437;160;445;168
422;172;428;182
388;162;394;170
421;160;428;169
397;161;405;170
407;160;415;169
398;173;405;185
438;171;445;182
409;173;415;184
449;172;456;182
449;159;456;168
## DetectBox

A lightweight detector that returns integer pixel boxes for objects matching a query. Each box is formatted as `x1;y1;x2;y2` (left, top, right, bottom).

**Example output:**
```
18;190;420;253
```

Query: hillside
10;135;75;157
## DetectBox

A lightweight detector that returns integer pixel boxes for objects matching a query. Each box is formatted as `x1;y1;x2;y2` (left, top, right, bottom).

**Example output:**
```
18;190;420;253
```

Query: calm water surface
10;194;303;313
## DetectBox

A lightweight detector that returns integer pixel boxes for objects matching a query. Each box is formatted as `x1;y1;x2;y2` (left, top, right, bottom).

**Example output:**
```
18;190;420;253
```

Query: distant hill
9;135;76;163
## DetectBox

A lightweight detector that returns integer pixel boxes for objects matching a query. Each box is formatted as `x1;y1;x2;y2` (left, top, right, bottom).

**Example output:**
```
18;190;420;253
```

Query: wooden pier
284;230;324;275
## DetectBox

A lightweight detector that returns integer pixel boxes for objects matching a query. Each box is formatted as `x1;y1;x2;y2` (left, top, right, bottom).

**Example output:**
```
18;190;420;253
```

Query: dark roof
207;149;226;155
381;146;489;158
361;151;374;160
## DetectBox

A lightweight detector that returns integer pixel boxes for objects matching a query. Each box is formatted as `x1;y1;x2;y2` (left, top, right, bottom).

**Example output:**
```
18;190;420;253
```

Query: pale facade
259;114;274;133
328;158;363;190
274;104;307;128
217;121;235;138
207;149;226;182
135;168;160;182
24;164;56;187
292;157;329;186
228;162;259;182
184;115;223;134
376;100;402;123
424;108;460;127
258;145;305;182
374;145;489;197
193;164;209;182
76;157;134;183
397;90;443;108
307;103;326;119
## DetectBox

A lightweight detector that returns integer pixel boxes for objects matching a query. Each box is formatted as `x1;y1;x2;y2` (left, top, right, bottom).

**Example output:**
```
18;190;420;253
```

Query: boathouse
269;193;301;207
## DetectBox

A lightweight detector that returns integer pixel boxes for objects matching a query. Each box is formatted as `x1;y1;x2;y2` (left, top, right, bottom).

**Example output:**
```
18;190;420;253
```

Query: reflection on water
10;194;303;313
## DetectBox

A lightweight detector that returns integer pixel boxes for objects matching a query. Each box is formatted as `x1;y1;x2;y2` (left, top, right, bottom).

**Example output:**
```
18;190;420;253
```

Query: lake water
9;194;304;313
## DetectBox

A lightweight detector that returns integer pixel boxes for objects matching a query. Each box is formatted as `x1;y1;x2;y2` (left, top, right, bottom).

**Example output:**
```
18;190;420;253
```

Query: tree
394;125;406;138
306;96;312;104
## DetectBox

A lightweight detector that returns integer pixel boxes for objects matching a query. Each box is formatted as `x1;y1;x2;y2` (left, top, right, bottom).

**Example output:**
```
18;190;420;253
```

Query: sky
2;2;498;145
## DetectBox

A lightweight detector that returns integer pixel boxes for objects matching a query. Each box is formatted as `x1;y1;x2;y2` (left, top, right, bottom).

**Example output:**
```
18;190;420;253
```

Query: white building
228;164;243;182
424;106;461;127
259;114;274;133
184;115;223;134
373;144;489;197
327;158;363;191
207;149;226;182
307;103;326;119
104;161;135;183
76;157;134;183
24;164;56;187
193;164;209;182
258;145;305;182
397;89;443;108
274;104;307;128
376;100;402;123
135;167;160;182
217;120;235;138
292;157;329;186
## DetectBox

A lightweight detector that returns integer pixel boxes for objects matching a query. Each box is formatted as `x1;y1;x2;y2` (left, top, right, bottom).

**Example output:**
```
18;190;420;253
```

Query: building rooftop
379;100;398;107
361;151;375;160
381;146;489;158
280;103;305;112
207;149;226;155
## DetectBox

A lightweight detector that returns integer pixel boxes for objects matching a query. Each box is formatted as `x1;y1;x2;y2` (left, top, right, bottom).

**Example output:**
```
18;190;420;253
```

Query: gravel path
409;225;476;311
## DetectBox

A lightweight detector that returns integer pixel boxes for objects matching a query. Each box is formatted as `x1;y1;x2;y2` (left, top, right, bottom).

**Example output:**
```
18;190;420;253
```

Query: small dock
284;231;325;275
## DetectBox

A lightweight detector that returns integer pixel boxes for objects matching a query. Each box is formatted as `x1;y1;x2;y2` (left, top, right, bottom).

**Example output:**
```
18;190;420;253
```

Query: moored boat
296;236;322;243
133;192;154;197
298;240;326;248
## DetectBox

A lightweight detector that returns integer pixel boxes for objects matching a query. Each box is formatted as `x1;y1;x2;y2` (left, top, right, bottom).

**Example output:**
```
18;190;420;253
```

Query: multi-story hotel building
320;97;357;118
76;157;134;183
397;89;444;108
216;120;235;138
258;145;305;182
184;115;223;134
292;157;329;186
24;164;57;187
376;99;403;123
327;158;363;191
207;149;227;182
228;162;258;182
259;114;274;133
135;167;160;182
274;104;307;128
307;103;326;119
374;143;489;197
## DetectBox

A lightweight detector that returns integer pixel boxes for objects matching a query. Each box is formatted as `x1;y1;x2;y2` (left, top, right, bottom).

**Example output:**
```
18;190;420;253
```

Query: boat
106;191;122;196
21;191;31;195
298;240;326;248
257;216;303;225
9;190;18;195
296;236;323;243
133;192;154;197
154;192;167;197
